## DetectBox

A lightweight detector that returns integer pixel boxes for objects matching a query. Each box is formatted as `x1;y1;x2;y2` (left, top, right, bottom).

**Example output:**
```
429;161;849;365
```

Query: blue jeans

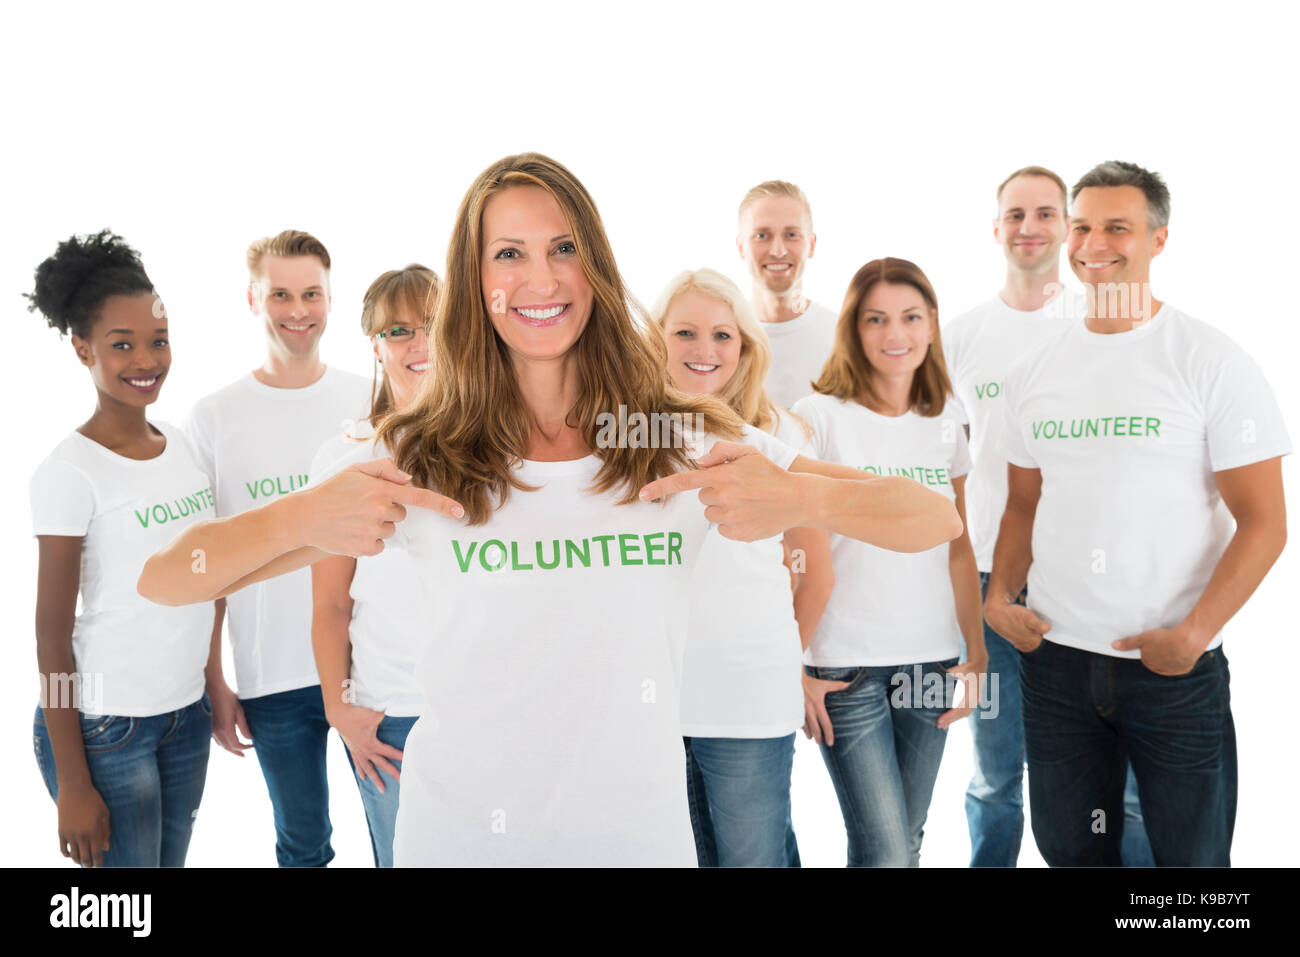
342;714;418;869
683;733;799;867
967;572;1154;867
807;660;956;867
1020;639;1236;867
32;695;211;867
240;685;335;867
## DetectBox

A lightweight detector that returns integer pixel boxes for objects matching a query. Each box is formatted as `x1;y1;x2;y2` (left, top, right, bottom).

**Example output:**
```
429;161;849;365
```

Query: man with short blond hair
737;180;836;409
186;229;370;867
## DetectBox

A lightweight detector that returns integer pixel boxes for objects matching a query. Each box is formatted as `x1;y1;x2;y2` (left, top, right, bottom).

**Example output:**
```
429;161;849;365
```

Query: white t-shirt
1000;304;1291;659
391;428;797;867
679;412;812;739
29;422;217;717
307;423;424;717
943;290;1087;571
792;393;972;667
761;301;838;410
185;367;372;699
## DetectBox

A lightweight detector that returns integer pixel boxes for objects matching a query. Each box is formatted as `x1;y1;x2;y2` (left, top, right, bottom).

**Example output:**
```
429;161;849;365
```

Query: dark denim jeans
33;695;211;867
342;714;418;869
968;572;1154;867
240;684;336;867
807;659;957;867
683;733;799;867
1020;638;1235;867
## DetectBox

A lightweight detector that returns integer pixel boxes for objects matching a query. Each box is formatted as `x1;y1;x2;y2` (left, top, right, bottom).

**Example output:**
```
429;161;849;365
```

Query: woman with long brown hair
138;156;961;866
793;257;985;867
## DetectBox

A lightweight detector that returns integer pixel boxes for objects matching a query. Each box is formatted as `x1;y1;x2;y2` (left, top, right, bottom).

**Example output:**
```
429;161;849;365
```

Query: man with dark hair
944;166;1118;866
985;161;1289;865
186;230;370;867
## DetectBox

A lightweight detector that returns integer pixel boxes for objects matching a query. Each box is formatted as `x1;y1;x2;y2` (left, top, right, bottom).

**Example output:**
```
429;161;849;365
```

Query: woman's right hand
802;672;850;746
300;458;465;557
57;784;111;867
328;703;403;793
209;680;253;756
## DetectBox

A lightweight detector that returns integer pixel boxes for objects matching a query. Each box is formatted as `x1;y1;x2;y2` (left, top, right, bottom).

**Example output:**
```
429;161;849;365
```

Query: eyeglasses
374;325;427;341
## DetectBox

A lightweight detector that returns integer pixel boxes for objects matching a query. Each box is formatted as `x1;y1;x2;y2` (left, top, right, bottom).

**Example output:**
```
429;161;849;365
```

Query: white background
2;0;1295;867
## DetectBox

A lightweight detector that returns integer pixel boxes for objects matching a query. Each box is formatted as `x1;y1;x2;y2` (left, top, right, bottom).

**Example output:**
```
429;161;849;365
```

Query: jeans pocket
811;666;863;693
198;693;213;717
80;714;138;753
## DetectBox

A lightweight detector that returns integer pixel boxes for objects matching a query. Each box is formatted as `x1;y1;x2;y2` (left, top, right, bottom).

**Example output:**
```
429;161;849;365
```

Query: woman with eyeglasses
306;265;439;867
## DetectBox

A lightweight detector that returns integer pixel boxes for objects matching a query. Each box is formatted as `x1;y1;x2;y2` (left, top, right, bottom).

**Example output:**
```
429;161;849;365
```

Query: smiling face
856;281;933;382
1066;184;1170;289
248;254;331;358
480;185;594;364
372;310;430;410
995;174;1068;275
738;195;816;294
661;290;743;396
72;292;171;407
1068;184;1167;290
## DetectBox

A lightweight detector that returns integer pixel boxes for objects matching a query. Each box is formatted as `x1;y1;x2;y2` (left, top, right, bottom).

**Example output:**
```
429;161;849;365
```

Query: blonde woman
138;155;961;866
651;268;833;867
792;257;985;867
307;265;438;867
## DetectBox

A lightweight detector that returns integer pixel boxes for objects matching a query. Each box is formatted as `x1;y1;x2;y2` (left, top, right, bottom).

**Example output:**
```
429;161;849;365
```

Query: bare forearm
36;639;92;789
950;541;984;656
1184;520;1287;646
139;495;309;606
203;598;228;691
798;471;962;553
987;506;1034;603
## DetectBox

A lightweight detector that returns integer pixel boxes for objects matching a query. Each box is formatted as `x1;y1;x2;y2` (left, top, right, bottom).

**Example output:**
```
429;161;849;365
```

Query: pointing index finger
639;467;714;503
390;482;465;520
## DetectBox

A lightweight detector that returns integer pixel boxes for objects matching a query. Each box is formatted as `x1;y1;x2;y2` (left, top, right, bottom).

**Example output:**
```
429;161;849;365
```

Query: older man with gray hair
984;161;1290;866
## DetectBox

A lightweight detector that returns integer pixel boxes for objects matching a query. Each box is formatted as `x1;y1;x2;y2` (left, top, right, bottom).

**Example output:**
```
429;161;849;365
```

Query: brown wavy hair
360;264;440;427
377;153;741;524
812;257;953;417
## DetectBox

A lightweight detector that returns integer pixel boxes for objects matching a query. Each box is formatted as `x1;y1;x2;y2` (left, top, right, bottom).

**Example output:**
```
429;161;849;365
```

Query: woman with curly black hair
28;231;216;867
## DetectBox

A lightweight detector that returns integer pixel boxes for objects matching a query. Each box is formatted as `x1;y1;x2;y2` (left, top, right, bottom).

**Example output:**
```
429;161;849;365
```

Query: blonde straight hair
377;154;741;524
650;267;804;437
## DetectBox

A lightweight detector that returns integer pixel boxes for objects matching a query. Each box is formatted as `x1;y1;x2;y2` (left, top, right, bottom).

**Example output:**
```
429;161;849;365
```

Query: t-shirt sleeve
30;457;96;537
737;424;798;470
1201;346;1293;472
183;402;217;487
789;396;828;459
998;370;1038;469
769;409;816;458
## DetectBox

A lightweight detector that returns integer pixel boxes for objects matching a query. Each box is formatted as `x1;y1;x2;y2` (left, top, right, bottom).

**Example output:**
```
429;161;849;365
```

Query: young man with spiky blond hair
185;230;370;867
737;180;836;409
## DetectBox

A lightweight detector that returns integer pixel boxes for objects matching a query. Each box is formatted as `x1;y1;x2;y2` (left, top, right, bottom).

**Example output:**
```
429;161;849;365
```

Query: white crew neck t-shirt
943;290;1087;571
185;367;371;699
679;412;811;739
29;422;217;717
792;393;972;667
1000;304;1291;659
761;301;838;410
391;428;796;867
308;422;424;717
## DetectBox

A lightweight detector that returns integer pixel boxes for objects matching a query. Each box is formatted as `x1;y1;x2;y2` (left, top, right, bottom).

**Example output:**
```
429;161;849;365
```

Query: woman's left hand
937;654;987;729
